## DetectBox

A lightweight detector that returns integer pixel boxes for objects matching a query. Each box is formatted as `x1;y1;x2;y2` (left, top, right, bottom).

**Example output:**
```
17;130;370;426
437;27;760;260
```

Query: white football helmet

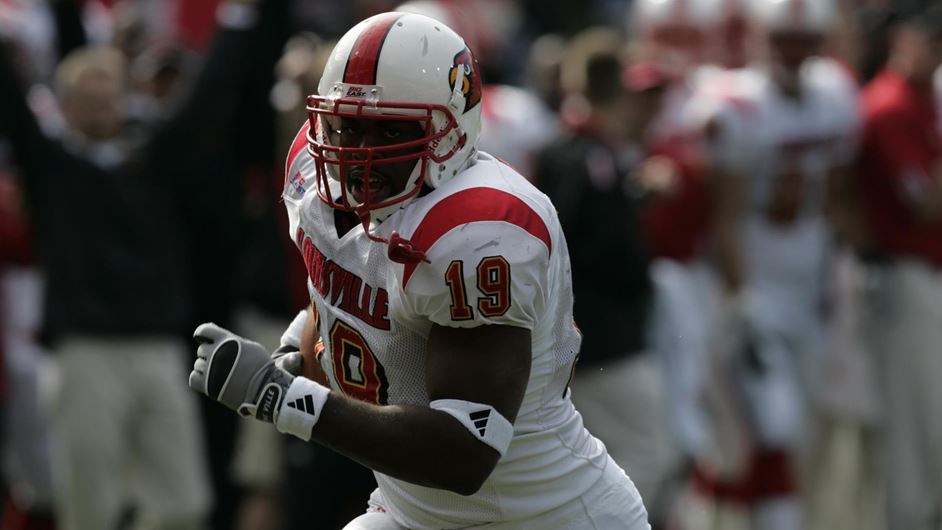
629;0;722;76
749;0;834;75
305;12;483;225
749;0;835;35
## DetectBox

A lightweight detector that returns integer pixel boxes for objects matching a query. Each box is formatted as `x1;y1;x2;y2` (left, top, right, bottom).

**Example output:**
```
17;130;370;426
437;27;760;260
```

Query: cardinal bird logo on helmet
448;48;482;114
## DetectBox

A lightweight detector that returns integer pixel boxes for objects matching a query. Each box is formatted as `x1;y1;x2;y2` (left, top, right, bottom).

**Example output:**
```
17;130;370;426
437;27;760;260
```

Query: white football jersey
650;64;733;145
283;124;608;529
700;58;859;333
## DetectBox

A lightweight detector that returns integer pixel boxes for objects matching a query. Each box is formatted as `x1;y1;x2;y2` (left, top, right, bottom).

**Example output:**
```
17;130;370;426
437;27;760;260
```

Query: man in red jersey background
857;6;942;530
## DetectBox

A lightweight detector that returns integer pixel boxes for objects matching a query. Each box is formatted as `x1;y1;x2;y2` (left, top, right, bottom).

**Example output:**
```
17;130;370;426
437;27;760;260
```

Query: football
299;304;329;386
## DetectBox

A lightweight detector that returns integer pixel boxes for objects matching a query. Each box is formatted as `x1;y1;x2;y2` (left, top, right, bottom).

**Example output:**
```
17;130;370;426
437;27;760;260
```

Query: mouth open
347;169;392;204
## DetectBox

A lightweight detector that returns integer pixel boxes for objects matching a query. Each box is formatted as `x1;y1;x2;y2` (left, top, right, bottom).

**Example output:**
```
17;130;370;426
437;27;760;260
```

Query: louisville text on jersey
298;229;392;330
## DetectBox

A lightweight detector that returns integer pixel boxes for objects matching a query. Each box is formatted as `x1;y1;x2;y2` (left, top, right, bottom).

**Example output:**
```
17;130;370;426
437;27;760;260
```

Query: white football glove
189;323;294;423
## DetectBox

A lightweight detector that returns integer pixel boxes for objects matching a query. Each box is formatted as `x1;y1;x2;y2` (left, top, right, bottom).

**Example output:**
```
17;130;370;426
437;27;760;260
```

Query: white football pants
344;457;650;529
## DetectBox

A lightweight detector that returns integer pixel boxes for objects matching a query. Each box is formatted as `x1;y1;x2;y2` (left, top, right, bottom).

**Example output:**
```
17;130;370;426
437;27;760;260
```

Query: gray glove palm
271;346;304;376
189;323;294;422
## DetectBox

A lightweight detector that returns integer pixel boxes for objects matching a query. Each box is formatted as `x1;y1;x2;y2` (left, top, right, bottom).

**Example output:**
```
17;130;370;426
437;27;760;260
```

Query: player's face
625;87;666;138
912;32;942;81
649;25;707;75
768;30;823;73
322;115;426;204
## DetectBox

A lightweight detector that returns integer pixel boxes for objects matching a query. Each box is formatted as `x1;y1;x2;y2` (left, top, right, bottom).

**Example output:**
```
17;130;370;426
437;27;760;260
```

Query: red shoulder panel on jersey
285;120;311;179
402;187;552;289
343;13;403;85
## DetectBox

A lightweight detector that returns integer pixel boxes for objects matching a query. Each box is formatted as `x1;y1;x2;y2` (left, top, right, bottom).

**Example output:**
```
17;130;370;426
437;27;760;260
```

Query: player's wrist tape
430;399;514;456
275;377;329;441
278;309;309;352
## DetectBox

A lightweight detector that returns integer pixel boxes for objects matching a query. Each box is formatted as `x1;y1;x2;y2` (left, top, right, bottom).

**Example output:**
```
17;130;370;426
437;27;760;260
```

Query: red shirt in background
640;138;711;262
858;70;942;268
173;0;222;51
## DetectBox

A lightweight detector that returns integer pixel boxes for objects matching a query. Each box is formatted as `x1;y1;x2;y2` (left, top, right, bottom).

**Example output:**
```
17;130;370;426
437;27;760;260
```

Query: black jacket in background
0;0;288;344
536;131;652;366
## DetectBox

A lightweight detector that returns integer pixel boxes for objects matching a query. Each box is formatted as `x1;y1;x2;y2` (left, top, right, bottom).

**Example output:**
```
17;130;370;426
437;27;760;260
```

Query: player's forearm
310;394;500;496
714;225;744;293
711;170;746;293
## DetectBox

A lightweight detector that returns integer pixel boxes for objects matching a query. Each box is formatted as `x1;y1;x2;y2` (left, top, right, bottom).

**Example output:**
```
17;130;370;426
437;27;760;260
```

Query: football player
188;12;650;530
690;0;859;528
627;0;729;496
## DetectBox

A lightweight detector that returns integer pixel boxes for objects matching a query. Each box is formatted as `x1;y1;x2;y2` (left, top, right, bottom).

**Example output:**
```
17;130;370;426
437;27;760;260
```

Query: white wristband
430;399;514;456
275;377;329;441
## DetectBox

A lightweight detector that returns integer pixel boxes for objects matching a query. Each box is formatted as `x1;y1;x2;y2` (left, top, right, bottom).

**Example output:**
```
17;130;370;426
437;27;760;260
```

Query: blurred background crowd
0;0;940;529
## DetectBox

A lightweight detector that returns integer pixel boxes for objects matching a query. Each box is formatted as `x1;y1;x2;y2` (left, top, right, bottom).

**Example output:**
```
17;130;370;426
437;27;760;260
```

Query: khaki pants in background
570;354;683;523
864;259;942;530
230;307;292;530
806;250;884;530
46;337;212;530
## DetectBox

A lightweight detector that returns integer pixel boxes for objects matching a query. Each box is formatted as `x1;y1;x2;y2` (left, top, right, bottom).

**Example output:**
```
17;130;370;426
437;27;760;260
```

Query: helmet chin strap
358;209;430;264
448;63;467;115
385;231;431;264
355;157;431;265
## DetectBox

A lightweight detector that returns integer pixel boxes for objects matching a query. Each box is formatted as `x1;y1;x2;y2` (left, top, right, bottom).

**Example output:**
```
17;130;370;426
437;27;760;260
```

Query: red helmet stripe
343;13;403;85
401;187;553;289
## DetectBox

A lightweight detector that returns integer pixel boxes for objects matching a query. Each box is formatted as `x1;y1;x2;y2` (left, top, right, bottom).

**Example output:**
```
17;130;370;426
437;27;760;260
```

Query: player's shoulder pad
803;57;858;96
390;158;558;328
284;120;314;204
400;184;554;290
285;120;311;180
395;158;556;285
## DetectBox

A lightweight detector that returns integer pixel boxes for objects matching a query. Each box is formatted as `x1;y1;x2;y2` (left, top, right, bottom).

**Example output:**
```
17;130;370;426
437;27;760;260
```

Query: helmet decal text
346;86;368;98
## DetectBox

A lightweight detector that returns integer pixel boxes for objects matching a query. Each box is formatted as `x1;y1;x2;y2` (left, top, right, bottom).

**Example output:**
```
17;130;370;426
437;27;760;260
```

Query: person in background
0;156;55;530
856;7;900;85
0;0;289;527
696;0;860;528
0;8;59;527
0;37;210;530
857;7;942;530
526;33;566;115
536;28;682;528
